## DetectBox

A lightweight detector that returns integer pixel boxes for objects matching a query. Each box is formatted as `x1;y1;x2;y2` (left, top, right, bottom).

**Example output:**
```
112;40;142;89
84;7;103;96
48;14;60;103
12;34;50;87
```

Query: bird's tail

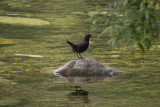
66;41;75;49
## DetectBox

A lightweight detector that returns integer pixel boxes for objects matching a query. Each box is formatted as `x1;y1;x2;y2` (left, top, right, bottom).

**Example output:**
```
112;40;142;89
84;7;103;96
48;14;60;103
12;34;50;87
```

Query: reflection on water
68;86;89;104
60;76;109;83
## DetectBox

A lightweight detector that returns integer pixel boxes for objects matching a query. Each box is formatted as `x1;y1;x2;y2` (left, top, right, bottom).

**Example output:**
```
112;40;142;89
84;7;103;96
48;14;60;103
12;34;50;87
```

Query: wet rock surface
53;57;123;77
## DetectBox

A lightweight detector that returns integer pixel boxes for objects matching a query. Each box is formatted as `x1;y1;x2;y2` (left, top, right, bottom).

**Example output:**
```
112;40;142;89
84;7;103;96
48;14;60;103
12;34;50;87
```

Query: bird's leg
79;53;83;59
76;52;79;59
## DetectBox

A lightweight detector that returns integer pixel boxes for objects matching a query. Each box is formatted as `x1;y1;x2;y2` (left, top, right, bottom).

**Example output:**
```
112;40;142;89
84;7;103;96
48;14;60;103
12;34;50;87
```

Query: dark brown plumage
66;34;92;59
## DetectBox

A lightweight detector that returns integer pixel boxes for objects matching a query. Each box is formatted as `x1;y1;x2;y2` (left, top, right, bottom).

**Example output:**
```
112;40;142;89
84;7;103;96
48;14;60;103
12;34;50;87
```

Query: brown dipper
66;34;92;59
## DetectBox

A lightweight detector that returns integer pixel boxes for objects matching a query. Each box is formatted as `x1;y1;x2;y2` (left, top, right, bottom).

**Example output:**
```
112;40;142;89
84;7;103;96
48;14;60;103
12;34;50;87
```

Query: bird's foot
76;57;84;60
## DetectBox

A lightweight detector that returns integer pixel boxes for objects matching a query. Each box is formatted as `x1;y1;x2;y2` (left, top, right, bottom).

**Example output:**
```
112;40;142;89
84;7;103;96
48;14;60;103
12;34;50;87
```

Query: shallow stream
0;0;160;107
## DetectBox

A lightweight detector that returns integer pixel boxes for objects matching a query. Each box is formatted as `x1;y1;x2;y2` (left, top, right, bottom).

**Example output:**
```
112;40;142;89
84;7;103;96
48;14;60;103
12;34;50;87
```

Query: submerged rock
53;57;123;77
0;39;14;47
0;16;50;26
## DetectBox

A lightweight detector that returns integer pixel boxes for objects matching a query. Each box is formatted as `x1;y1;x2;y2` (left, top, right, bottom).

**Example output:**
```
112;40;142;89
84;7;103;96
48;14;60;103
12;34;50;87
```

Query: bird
66;34;92;59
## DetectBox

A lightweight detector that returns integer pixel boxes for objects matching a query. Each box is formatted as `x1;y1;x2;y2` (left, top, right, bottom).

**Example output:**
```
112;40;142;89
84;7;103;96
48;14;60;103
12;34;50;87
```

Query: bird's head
85;34;92;38
84;34;92;41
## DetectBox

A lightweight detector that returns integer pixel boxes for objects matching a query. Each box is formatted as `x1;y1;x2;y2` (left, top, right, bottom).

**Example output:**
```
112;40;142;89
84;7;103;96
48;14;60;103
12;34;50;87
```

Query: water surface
0;0;160;107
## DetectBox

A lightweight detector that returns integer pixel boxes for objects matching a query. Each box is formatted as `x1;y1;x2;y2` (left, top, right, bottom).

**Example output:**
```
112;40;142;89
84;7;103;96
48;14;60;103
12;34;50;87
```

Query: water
0;0;160;107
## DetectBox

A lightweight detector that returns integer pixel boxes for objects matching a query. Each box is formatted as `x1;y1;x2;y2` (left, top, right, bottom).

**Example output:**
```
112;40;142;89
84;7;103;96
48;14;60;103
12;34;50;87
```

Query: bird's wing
74;42;88;52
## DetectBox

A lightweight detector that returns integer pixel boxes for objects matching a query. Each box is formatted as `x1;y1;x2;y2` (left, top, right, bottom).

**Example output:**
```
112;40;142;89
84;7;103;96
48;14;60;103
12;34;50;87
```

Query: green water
0;0;160;107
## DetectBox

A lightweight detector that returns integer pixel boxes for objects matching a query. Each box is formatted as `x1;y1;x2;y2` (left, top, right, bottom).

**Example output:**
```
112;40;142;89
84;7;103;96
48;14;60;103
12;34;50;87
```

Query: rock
53;57;123;77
